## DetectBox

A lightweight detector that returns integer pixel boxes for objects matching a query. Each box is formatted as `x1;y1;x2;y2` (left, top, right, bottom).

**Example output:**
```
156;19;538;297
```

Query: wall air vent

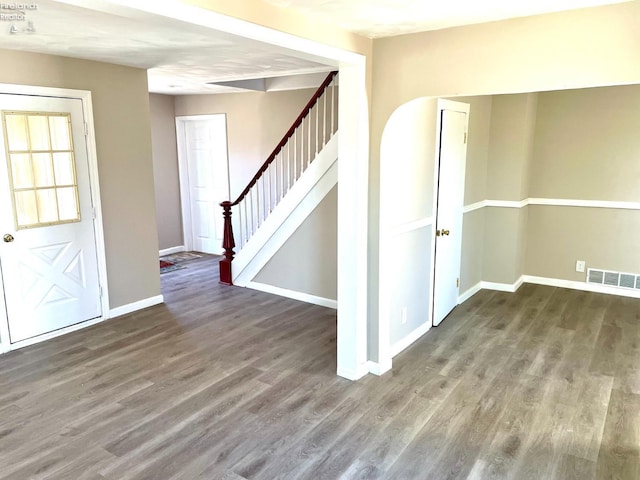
620;274;636;289
587;268;640;290
588;269;604;284
604;272;620;286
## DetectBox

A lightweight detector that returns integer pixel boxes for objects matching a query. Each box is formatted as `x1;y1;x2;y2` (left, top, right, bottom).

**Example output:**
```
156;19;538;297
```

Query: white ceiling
0;0;633;94
264;0;634;38
0;0;333;95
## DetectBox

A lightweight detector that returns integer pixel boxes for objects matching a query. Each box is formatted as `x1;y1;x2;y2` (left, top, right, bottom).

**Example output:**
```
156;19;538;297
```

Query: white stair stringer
232;133;338;286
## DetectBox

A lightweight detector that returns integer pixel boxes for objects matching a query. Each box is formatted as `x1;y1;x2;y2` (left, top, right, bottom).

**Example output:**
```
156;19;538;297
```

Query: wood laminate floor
1;254;639;479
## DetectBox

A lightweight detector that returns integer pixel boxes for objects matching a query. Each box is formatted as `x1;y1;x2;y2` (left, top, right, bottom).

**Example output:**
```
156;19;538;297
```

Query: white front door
177;115;229;255
0;94;102;344
432;102;469;326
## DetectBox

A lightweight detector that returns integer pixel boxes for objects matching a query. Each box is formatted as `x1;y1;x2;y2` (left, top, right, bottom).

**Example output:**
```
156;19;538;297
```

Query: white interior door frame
428;99;470;328
0;83;109;354
175;114;230;253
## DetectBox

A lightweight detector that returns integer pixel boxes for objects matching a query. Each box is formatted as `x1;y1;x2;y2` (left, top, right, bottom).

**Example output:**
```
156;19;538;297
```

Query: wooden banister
229;70;338;207
219;70;338;285
219;201;235;285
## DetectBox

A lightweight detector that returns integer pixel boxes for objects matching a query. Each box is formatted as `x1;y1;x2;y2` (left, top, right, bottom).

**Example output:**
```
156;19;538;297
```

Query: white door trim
175;114;231;253
0;84;108;354
428;99;470;328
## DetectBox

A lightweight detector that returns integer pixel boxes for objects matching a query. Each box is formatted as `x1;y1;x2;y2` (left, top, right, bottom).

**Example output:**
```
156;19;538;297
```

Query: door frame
175;114;230;253
428;99;470;327
0;84;109;354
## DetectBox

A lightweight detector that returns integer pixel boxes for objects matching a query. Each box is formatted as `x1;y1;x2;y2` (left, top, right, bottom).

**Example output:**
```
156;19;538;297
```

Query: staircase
219;71;339;286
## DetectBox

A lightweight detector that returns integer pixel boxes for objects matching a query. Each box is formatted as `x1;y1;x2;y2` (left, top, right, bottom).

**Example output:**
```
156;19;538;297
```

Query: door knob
442;229;450;236
3;233;14;243
436;230;441;237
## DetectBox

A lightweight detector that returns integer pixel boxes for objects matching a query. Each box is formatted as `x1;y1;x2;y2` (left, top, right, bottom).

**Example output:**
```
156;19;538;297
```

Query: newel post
219;201;235;285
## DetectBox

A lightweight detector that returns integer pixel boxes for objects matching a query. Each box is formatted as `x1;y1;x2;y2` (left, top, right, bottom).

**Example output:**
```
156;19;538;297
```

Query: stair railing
219;71;339;285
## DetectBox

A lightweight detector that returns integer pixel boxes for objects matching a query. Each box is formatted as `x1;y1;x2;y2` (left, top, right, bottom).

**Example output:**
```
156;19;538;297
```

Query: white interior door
433;104;469;326
0;94;102;344
177;115;229;255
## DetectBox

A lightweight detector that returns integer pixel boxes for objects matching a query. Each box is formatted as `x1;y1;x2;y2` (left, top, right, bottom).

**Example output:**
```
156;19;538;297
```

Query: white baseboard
458;282;482;303
523;275;640;299
367;358;392;376
1;294;165;354
463;198;640;213
480;276;524;293
159;246;185;256
336;363;370;381
109;295;164;318
390;321;432;358
245;281;338;309
380;273;639;367
462;275;640;300
1;315;109;353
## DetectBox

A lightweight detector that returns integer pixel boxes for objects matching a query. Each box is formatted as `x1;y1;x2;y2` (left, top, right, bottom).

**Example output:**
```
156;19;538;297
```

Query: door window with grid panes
2;112;80;229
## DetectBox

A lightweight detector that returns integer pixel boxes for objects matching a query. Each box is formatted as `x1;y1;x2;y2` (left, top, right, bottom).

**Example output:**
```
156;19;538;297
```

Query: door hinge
456;278;460;288
99;285;103;298
84;122;89;137
463;132;467;144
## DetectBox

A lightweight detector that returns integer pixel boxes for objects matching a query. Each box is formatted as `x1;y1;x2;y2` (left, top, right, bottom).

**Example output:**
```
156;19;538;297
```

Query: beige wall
486;94;537;201
149;94;183;251
481;93;538;284
524;84;640;281
460;208;485;292
254;185;337;299
475;84;640;286
526;206;640;281
174;89;317;200
0;49;160;309
530;84;640;202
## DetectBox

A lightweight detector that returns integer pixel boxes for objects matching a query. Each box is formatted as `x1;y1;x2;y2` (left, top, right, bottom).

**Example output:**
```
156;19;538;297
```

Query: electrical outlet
401;307;407;324
576;260;585;273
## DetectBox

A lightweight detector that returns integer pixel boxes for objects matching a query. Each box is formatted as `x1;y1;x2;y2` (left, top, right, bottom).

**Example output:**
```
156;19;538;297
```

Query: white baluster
279;151;283;202
236;205;241;248
307;114;311;168
244;199;249;245
315;103;319;155
257;178;261;225
248;190;253;235
287;140;291;191
254;184;259;229
323;89;327;147
267;163;272;213
331;79;335;134
300;121;305;173
293;130;297;181
259;175;263;222
254;186;258;231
